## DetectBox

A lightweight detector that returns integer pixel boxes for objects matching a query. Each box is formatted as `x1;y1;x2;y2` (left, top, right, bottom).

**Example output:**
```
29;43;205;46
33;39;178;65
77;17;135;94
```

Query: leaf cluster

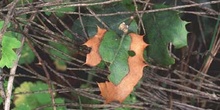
0;0;220;109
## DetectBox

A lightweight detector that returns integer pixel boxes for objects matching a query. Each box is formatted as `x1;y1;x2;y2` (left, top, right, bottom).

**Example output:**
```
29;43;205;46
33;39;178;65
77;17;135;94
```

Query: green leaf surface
0;20;4;27
99;31;131;85
53;98;66;110
64;30;74;39
72;3;132;39
13;82;41;110
32;82;51;104
143;4;188;65
0;80;9;105
128;20;138;33
49;42;71;61
121;0;135;11
0;32;21;68
0;98;2;105
44;0;75;17
9;0;33;5
55;6;76;17
0;20;10;28
13;81;65;110
116;93;137;110
19;43;35;65
48;42;71;71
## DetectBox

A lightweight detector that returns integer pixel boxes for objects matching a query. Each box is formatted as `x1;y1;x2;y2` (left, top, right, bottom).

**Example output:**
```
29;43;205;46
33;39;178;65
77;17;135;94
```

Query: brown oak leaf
83;26;107;66
98;33;148;103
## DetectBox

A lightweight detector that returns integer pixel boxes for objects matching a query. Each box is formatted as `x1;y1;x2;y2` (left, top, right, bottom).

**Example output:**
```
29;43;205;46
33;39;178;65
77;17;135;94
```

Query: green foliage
72;3;132;38
0;20;4;27
54;6;76;17
99;31;131;85
128;20;138;33
64;30;74;39
44;0;76;17
69;84;100;109
116;93;137;110
47;30;75;71
72;3;137;85
0;32;21;68
48;42;71;71
13;81;65;110
0;1;191;108
0;98;2;105
19;43;35;65
143;4;188;66
9;0;33;5
121;0;135;11
0;80;8;105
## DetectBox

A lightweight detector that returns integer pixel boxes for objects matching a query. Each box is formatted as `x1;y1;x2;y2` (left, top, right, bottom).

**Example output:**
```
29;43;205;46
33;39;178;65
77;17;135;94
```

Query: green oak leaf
0;32;21;68
99;31;131;85
143;4;188;66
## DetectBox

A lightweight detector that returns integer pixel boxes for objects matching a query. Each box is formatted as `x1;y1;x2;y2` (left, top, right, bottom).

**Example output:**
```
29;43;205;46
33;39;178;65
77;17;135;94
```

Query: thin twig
133;0;149;34
86;7;109;30
182;0;218;15
2;1;21;110
27;38;57;110
4;8;37;110
0;0;19;42
4;36;25;110
14;0;220;17
0;69;5;106
78;4;89;39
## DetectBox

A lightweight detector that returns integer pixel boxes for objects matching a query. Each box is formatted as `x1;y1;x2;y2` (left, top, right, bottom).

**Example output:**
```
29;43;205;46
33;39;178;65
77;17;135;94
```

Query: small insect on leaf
119;22;129;33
